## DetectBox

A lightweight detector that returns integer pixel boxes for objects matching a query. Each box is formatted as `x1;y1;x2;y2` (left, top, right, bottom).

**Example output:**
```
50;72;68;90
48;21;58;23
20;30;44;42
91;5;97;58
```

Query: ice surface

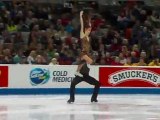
0;95;160;120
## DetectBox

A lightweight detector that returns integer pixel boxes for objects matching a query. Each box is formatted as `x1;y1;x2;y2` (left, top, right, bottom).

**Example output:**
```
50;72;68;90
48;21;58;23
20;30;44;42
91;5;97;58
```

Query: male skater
67;54;100;103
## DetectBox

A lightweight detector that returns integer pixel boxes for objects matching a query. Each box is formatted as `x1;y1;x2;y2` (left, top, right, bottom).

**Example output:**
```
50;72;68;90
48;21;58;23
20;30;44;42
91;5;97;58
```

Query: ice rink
0;94;160;120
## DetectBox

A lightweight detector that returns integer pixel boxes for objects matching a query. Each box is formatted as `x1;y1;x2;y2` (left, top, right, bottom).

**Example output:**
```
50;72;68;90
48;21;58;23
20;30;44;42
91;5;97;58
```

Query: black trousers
69;75;100;101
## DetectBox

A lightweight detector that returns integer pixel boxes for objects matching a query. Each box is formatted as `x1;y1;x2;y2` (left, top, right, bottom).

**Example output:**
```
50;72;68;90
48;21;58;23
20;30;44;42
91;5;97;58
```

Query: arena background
0;0;160;95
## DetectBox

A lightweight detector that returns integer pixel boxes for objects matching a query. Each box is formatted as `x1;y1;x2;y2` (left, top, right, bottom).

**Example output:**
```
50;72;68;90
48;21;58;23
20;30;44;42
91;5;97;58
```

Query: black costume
67;60;100;103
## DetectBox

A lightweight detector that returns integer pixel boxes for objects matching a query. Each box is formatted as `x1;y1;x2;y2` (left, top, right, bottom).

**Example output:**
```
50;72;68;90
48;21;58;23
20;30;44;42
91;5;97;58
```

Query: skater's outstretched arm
80;11;91;39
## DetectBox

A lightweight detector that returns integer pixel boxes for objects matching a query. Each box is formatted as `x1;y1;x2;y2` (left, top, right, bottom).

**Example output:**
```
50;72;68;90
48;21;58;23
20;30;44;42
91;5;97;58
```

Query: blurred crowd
0;1;160;66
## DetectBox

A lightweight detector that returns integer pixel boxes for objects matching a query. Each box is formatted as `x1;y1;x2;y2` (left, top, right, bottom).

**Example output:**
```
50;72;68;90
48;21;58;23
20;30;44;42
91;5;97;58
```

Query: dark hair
82;10;91;29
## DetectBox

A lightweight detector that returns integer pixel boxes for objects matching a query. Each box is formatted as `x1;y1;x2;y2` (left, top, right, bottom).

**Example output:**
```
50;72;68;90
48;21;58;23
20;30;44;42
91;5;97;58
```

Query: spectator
148;58;160;66
58;26;67;40
99;57;106;65
119;52;127;64
149;11;160;28
35;55;46;65
121;45;130;58
117;11;128;29
28;24;40;46
7;20;18;33
13;49;24;64
49;58;59;65
65;21;74;34
2;48;13;64
55;19;63;31
132;57;147;66
104;52;113;65
111;56;123;66
130;51;139;63
72;57;80;65
27;50;36;64
132;44;140;57
124;57;132;66
140;50;147;62
0;1;159;66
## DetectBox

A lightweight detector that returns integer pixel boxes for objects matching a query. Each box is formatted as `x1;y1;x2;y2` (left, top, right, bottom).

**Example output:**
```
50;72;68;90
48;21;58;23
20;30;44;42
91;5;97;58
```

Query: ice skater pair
67;10;100;103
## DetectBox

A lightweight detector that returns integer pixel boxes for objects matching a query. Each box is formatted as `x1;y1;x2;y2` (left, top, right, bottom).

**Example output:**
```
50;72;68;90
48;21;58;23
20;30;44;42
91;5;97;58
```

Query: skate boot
91;98;98;103
67;99;74;104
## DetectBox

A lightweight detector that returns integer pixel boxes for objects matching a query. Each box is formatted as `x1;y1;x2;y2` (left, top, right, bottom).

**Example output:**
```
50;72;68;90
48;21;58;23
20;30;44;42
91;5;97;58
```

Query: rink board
0;65;160;95
1;88;160;95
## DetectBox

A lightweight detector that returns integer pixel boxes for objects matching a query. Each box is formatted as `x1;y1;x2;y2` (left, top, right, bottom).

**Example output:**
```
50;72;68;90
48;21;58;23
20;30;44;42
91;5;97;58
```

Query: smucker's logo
109;69;160;86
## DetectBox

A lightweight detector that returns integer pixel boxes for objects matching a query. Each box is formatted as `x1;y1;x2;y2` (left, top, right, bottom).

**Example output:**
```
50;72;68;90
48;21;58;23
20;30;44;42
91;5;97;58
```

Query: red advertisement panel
99;67;160;87
0;66;8;87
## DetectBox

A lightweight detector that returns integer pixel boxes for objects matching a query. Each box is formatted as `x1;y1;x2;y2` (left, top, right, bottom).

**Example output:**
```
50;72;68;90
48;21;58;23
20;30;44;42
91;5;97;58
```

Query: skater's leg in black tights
68;76;83;103
83;75;100;102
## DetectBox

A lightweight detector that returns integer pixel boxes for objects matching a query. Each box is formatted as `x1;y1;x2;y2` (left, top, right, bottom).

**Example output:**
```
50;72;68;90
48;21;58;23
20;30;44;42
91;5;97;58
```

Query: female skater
67;10;100;104
75;10;93;76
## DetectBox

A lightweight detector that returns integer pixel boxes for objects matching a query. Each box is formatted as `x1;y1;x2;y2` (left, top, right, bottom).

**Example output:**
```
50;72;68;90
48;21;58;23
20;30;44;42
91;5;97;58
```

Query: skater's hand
74;72;83;77
87;63;91;68
80;11;83;17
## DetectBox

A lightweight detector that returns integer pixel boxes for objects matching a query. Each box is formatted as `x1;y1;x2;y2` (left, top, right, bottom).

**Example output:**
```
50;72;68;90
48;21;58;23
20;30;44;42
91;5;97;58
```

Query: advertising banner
9;65;98;88
0;66;8;87
99;66;160;87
